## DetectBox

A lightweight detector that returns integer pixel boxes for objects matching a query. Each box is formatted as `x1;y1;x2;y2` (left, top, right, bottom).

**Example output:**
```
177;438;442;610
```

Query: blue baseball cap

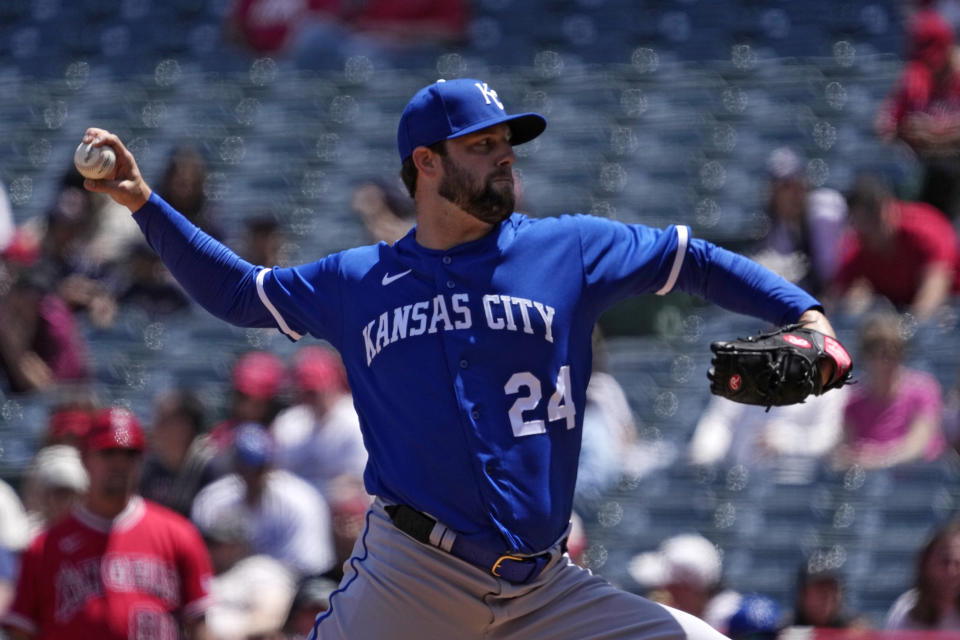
727;594;782;639
232;422;274;468
397;78;547;161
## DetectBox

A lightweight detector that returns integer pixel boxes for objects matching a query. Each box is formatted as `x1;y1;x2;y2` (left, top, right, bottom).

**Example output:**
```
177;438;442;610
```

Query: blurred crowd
622;518;960;638
224;0;470;72
4;1;960;639
0;343;368;639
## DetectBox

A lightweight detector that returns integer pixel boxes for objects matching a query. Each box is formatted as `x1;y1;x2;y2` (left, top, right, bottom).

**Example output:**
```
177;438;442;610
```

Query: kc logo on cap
473;82;504;110
397;78;547;161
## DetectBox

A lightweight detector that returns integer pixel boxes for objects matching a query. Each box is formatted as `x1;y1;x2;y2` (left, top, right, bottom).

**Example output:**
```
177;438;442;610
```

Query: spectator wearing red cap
2;406;215;640
46;407;93;448
41;389;98;448
271;346;364;503
271;346;368;576
208;350;286;456
876;7;960;221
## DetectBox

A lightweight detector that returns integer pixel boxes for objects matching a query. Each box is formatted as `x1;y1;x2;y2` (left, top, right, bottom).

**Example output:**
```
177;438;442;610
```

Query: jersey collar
74;496;146;533
395;213;518;260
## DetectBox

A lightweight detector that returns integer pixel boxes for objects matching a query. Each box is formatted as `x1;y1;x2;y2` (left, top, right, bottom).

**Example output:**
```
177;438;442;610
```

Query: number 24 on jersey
504;365;576;438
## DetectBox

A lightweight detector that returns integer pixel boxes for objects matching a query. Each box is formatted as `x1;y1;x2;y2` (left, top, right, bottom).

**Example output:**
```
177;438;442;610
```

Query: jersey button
446;280;455;289
442;256;452;265
471;410;480;420
459;359;468;369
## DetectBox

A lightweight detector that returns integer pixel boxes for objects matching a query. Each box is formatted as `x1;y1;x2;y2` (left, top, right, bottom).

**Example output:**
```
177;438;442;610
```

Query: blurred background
2;0;960;638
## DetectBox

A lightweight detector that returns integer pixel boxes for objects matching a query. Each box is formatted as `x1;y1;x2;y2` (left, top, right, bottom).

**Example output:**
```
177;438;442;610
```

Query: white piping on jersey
256;268;304;341
655;225;689;296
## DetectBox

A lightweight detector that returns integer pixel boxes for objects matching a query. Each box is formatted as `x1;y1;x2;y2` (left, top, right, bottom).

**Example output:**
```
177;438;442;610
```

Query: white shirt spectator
206;554;297;640
0;180;13;252
688;387;847;480
753;147;848;295
0;478;29;553
191;469;336;577
886;588;960;631
0;477;29;614
577;372;641;499
629;533;742;633
271;395;367;502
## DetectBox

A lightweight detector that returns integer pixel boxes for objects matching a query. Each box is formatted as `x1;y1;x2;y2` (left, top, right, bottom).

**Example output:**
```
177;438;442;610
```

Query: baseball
74;142;116;180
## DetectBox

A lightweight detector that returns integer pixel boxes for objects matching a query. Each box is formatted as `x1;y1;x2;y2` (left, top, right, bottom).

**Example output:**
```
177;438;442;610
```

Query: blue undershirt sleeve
131;192;275;328
675;236;822;326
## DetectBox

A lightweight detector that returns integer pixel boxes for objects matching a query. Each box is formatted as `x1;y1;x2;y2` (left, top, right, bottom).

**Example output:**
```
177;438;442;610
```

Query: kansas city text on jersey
362;293;557;366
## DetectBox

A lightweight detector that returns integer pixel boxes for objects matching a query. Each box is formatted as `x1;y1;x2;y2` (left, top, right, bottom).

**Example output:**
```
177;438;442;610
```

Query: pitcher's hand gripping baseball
79;127;153;212
708;324;853;408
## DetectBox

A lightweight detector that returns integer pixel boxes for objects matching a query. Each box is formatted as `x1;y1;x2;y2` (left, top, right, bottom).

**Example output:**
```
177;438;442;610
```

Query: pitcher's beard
438;156;515;225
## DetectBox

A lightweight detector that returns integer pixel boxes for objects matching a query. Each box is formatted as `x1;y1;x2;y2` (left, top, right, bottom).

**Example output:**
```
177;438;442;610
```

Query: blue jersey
134;194;818;554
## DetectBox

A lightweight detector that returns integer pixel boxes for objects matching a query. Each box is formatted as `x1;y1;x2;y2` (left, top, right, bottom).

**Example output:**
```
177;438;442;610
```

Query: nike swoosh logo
381;269;412;286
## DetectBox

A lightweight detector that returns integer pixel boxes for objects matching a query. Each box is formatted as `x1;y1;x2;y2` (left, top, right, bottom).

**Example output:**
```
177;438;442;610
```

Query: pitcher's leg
490;559;730;640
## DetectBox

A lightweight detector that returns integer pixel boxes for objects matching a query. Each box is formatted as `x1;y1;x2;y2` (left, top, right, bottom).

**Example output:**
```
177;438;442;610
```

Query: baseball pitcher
81;78;850;639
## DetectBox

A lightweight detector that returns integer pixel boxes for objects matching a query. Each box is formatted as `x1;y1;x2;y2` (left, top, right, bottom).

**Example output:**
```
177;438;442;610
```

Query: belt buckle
491;554;524;577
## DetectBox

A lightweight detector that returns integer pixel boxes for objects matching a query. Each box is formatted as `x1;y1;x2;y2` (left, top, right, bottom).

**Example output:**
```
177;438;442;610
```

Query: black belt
385;504;562;585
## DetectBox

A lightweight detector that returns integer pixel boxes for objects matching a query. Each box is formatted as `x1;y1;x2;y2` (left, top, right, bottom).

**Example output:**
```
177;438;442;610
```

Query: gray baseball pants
310;499;730;639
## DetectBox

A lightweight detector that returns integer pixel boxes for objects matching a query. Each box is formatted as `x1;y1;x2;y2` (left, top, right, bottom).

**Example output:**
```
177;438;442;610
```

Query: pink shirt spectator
843;368;945;461
35;294;89;382
0;286;89;393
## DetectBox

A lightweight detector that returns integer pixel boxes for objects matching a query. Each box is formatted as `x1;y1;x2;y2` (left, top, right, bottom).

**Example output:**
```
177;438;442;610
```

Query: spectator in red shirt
335;0;468;49
876;8;960;220
226;0;311;55
830;174;960;321
226;0;468;70
1;407;214;640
